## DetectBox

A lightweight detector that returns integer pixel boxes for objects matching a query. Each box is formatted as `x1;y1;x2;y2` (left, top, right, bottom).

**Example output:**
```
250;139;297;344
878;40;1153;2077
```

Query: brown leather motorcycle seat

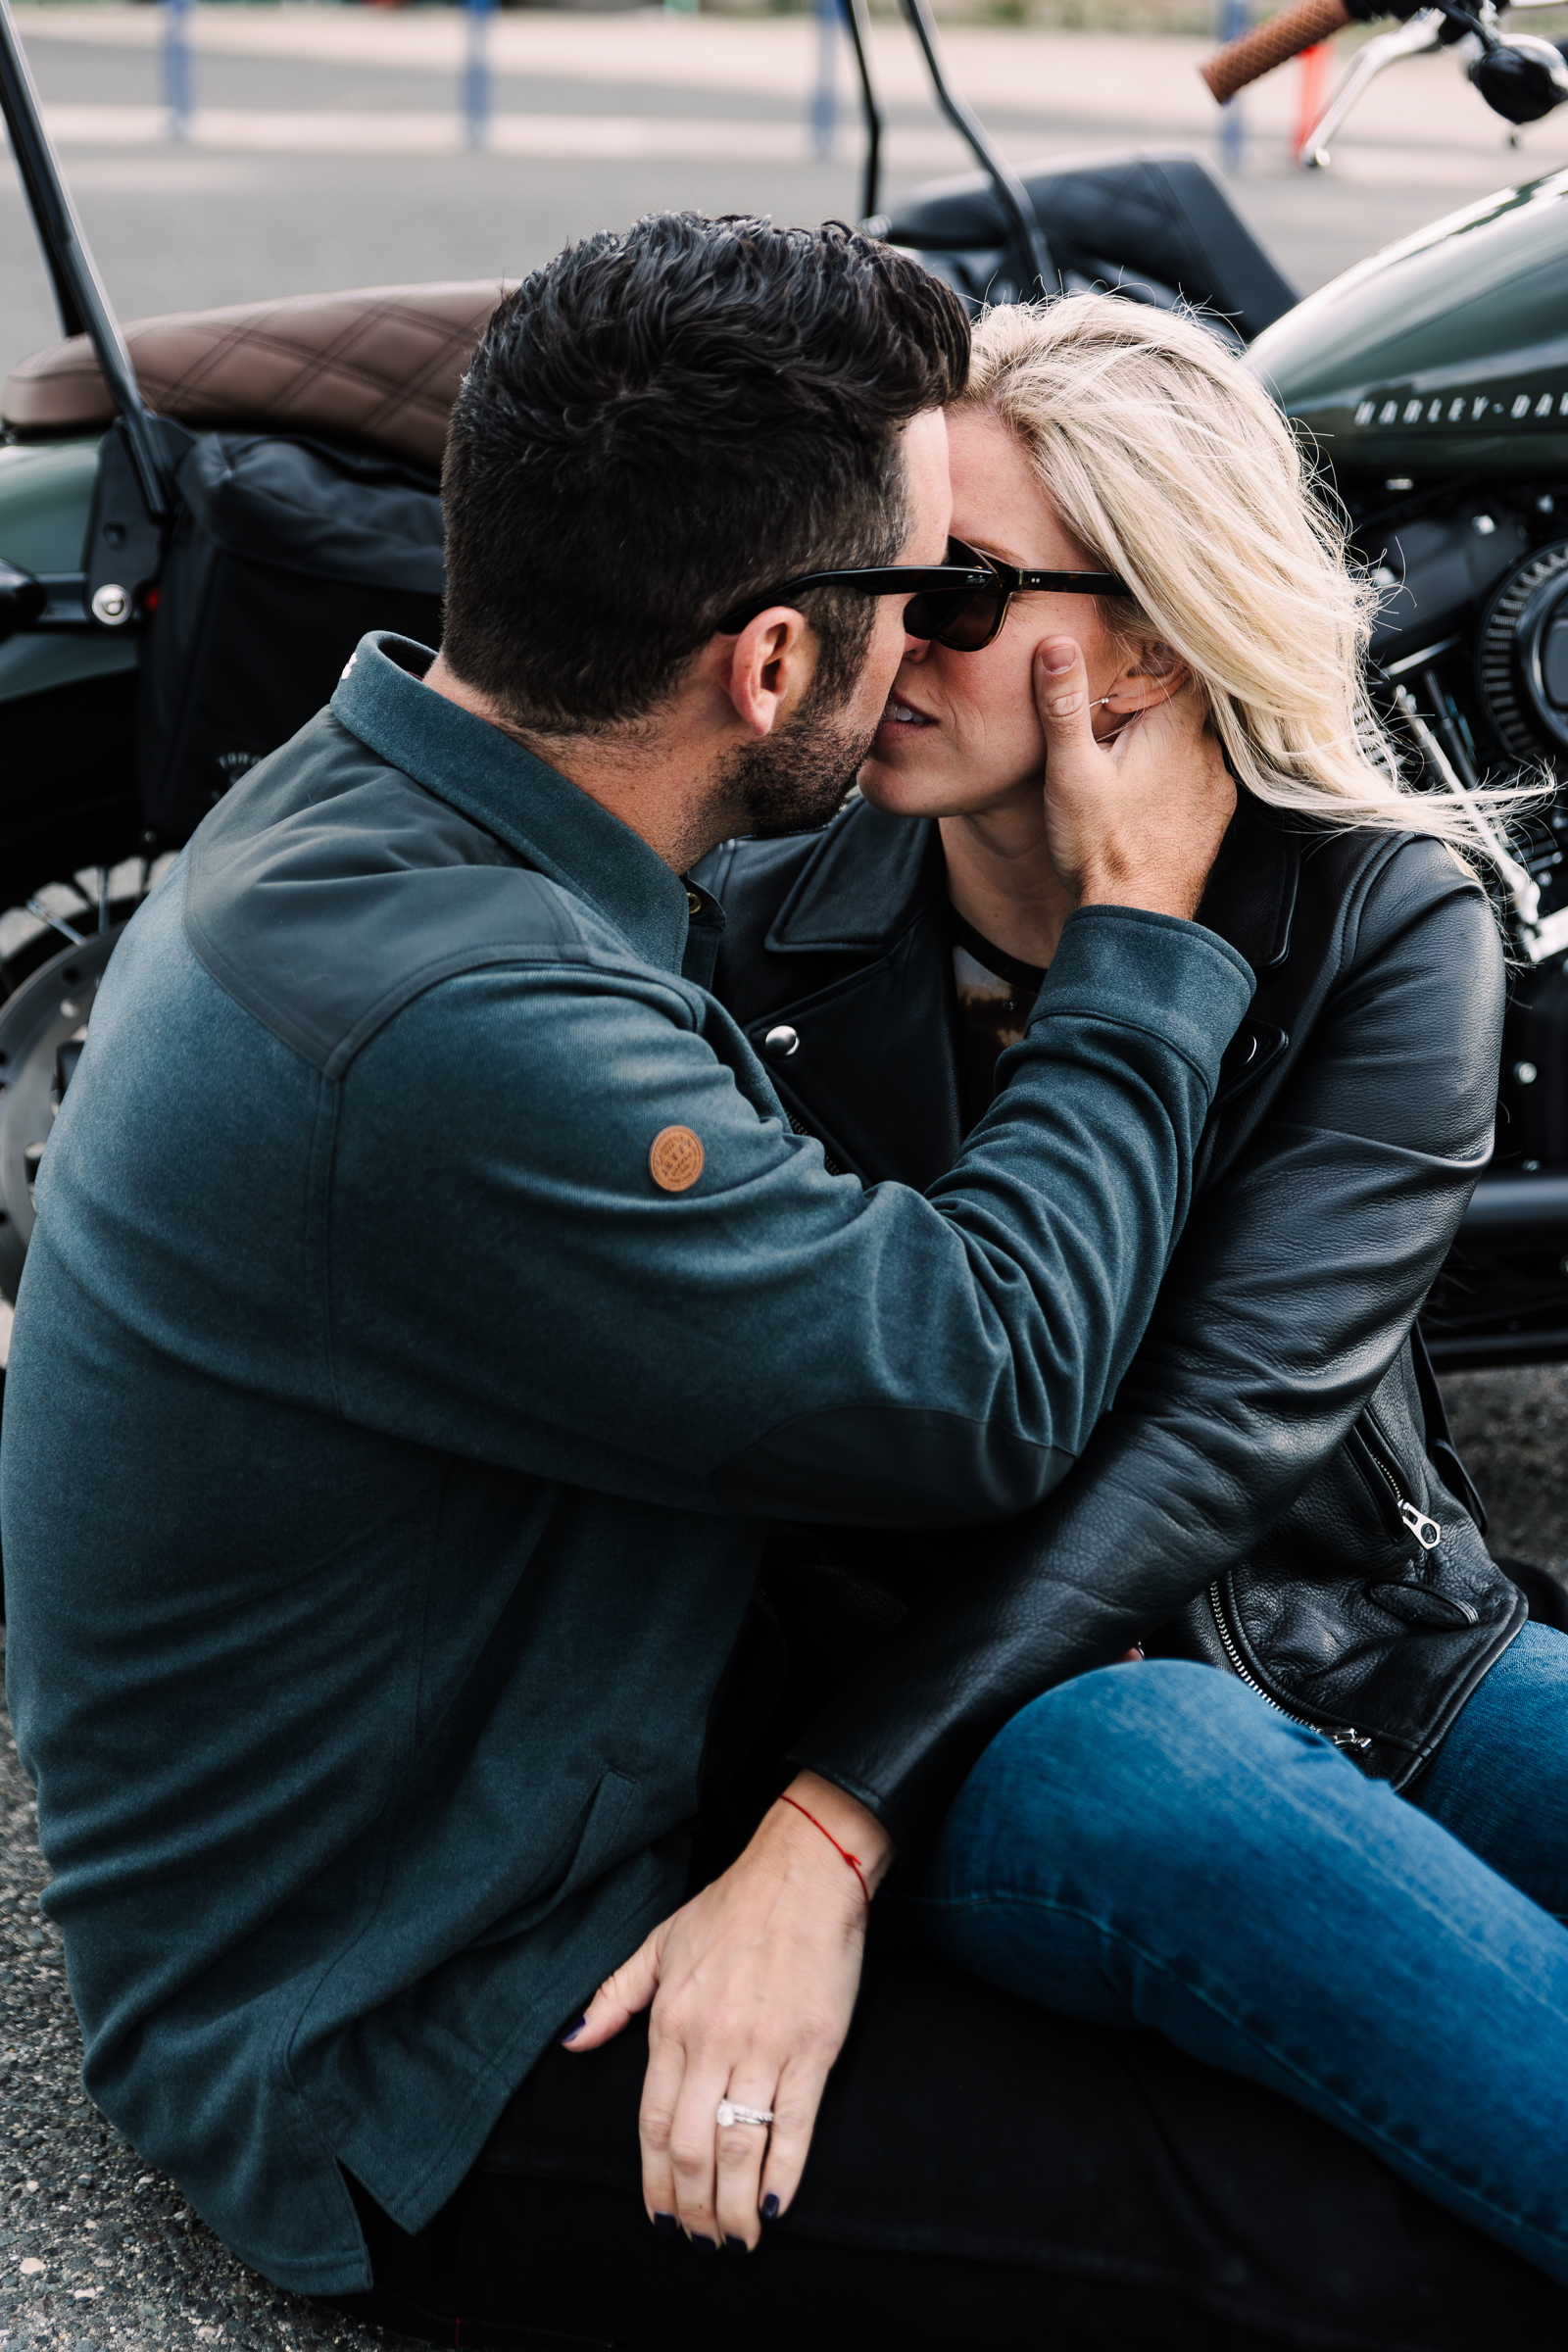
0;281;512;473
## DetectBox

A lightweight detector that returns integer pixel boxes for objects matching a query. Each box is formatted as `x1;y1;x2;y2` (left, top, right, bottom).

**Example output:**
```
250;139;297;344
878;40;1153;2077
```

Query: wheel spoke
23;899;87;950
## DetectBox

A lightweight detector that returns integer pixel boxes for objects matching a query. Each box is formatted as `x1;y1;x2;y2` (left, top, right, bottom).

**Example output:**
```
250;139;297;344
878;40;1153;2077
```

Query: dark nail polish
760;2193;780;2223
690;2234;718;2254
725;2235;748;2256
652;2212;678;2239
560;2016;587;2043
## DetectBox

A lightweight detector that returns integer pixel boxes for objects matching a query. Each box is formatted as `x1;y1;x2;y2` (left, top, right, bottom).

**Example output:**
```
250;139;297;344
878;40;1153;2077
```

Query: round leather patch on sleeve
649;1125;705;1193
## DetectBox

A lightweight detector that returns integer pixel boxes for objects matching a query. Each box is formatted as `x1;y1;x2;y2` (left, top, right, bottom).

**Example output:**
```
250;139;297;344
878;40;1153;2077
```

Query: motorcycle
1;0;1566;1369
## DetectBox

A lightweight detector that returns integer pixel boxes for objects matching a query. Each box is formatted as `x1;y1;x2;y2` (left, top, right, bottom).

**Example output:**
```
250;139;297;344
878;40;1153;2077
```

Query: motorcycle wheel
0;846;174;1626
0;669;169;1306
0;890;166;1304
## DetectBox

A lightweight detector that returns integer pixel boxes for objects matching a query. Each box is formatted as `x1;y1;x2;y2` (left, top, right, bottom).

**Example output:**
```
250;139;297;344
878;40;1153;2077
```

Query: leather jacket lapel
1196;786;1299;977
741;806;964;1189
1194;796;1301;1142
710;791;1304;1192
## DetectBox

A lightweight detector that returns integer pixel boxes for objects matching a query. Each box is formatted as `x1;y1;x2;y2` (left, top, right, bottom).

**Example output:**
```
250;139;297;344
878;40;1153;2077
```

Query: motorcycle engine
1477;541;1568;760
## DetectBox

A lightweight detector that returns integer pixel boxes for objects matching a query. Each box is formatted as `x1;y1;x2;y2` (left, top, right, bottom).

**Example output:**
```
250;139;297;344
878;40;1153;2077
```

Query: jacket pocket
1342;1414;1482;1622
1364;1580;1480;1630
1348;1409;1443;1555
466;1768;641;1949
560;1768;640;1900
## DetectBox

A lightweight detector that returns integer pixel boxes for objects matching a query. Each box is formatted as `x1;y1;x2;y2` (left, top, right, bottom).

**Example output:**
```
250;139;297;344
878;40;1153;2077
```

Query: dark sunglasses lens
904;587;1004;651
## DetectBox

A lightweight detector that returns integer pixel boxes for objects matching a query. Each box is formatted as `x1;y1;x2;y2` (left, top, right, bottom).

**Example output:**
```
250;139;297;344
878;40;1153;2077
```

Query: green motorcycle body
1250;167;1568;483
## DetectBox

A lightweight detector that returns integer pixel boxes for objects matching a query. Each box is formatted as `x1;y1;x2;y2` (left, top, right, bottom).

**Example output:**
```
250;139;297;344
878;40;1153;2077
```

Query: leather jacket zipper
1377;1466;1442;1552
1354;1414;1442;1551
1207;1581;1373;1754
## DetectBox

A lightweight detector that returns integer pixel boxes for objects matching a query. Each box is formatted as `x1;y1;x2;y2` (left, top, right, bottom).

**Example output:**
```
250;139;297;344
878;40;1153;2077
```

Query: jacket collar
762;786;1299;981
1196;787;1298;975
331;631;694;974
764;799;947;956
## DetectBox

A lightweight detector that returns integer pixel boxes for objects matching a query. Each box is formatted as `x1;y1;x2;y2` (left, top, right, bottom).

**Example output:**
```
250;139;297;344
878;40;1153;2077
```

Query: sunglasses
716;537;1130;655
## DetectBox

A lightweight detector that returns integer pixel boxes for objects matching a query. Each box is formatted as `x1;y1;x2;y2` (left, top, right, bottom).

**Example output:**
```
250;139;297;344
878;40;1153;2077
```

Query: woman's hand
564;1771;892;2250
1033;637;1235;922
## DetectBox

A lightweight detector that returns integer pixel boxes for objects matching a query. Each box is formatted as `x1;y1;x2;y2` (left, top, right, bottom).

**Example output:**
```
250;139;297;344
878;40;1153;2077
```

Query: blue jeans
894;1626;1568;2286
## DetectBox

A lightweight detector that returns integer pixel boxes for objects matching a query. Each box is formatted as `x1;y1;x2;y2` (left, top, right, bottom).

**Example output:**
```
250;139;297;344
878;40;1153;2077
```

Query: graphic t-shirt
950;906;1049;1135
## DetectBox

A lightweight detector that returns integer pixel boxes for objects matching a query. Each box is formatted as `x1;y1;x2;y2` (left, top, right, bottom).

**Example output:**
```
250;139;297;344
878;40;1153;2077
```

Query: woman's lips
878;699;937;735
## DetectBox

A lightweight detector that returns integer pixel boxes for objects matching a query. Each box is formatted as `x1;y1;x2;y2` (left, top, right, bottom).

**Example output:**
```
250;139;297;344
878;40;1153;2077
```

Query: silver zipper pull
1329;1729;1373;1752
1397;1500;1442;1550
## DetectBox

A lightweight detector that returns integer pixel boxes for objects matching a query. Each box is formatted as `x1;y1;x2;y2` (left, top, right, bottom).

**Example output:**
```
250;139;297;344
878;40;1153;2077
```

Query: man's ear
715;607;819;739
1102;638;1191;713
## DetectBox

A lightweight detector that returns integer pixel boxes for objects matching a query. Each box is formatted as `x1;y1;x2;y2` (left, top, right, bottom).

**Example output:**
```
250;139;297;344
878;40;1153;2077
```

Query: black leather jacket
696;791;1524;1855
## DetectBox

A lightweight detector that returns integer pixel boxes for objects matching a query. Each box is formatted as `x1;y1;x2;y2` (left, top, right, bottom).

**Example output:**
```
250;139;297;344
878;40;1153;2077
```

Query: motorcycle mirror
1469;32;1568;122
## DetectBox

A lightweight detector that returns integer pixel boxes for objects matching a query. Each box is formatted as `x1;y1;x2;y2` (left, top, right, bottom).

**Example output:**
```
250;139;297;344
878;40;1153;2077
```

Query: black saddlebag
135;431;445;846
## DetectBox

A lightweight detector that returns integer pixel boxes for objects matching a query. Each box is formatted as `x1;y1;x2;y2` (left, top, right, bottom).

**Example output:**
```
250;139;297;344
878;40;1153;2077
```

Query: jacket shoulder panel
1340;825;1496;942
1196;822;1500;1186
182;710;596;1076
1288;822;1493;974
1291;826;1502;1156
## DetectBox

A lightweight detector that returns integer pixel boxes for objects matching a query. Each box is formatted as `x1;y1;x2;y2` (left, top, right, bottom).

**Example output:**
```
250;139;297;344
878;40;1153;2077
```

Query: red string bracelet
780;1792;871;1908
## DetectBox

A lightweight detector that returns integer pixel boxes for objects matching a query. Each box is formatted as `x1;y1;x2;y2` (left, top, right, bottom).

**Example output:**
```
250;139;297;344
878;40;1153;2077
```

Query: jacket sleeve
327;905;1251;1528
789;838;1505;1850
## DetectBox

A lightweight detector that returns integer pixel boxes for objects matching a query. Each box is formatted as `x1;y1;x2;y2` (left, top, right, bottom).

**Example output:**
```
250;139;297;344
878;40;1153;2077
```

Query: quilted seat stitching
136;304;492;418
248;298;480;416
153;319;276;409
4;285;508;455
22;289;497;374
155;318;470;399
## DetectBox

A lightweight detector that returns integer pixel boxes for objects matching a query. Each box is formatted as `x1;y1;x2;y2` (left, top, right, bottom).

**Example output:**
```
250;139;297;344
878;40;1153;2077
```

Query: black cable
0;0;173;516
837;0;882;225
899;0;1058;296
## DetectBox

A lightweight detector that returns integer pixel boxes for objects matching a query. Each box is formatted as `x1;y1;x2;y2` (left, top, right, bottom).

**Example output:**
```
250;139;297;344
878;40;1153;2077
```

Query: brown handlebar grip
1200;0;1351;102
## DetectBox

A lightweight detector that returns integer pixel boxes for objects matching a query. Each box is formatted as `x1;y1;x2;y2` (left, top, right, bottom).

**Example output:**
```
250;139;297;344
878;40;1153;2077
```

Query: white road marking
32;104;970;165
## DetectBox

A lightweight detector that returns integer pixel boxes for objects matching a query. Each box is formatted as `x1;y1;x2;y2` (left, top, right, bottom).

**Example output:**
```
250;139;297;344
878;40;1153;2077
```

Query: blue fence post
810;0;838;159
166;0;192;145
1217;0;1249;172
465;0;495;153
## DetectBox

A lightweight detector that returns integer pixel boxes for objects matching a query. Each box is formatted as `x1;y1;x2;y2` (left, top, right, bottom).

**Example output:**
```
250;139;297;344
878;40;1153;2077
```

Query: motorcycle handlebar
1200;0;1351;102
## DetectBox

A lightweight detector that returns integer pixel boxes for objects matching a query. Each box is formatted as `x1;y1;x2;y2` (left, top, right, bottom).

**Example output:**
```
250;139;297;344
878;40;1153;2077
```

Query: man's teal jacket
0;634;1250;2292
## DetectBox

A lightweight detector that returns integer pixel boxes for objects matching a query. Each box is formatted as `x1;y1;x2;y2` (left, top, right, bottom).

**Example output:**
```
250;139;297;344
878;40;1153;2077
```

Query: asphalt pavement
0;1644;383;2352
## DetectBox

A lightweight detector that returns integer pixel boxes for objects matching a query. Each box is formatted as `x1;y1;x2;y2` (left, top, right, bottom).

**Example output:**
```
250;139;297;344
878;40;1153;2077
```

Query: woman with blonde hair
601;289;1568;2335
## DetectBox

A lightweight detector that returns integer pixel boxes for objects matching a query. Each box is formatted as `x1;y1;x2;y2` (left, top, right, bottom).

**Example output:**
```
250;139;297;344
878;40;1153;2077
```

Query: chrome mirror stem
1300;8;1445;170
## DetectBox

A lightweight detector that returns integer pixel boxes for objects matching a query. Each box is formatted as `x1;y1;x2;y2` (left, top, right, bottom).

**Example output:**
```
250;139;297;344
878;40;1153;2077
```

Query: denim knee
924;1658;1348;1909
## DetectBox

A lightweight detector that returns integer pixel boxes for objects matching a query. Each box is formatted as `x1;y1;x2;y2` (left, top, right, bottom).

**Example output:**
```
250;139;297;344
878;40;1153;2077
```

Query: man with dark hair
441;214;966;742
432;214;974;852
1;213;1245;2333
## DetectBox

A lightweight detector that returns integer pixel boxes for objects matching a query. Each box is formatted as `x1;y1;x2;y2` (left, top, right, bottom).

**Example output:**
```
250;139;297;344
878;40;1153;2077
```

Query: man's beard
715;699;880;841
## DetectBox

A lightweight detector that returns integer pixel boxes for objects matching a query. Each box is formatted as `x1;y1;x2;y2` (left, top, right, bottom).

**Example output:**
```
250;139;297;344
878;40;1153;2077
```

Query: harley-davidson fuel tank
1246;167;1568;483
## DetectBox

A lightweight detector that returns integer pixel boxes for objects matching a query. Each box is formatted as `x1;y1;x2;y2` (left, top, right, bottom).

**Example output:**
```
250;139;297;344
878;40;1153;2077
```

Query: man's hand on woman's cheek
1033;637;1235;922
564;1771;892;2250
